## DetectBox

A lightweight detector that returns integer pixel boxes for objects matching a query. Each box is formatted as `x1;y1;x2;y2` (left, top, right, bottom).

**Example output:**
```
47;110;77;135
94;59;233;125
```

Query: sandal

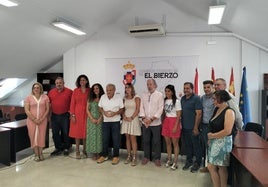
124;154;132;164
92;153;100;160
92;154;97;160
81;151;87;159
34;155;40;162
76;151;81;159
131;156;137;166
39;153;45;161
165;159;172;168
170;163;178;170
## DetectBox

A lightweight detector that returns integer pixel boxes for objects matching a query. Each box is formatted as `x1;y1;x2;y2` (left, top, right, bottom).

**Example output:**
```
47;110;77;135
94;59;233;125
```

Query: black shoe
50;149;62;156
63;149;69;156
190;163;200;173
182;162;193;170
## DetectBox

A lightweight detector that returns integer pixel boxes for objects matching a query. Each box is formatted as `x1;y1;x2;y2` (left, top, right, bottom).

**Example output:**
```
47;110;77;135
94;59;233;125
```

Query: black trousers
142;125;161;160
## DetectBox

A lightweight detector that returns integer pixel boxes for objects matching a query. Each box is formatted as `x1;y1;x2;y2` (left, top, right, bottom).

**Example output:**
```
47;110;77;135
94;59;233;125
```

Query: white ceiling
0;0;267;79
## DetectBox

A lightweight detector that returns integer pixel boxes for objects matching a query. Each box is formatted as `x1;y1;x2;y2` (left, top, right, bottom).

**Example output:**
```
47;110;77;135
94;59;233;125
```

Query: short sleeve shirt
181;94;202;129
164;99;181;117
99;94;124;122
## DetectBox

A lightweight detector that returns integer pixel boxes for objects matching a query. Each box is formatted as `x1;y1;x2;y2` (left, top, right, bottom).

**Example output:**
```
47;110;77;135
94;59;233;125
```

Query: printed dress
86;101;102;153
121;95;141;136
207;107;233;166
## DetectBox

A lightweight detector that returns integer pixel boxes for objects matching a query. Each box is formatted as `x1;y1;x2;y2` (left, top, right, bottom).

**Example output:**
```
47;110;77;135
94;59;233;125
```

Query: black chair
0;110;10;124
14;113;27;121
0;109;4;118
244;122;264;137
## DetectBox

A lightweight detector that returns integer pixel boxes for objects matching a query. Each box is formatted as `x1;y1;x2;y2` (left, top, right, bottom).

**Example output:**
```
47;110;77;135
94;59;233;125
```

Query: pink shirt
140;90;164;126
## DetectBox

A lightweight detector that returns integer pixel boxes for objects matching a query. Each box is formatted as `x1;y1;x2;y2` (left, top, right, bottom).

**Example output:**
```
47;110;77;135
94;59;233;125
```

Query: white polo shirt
99;94;124;122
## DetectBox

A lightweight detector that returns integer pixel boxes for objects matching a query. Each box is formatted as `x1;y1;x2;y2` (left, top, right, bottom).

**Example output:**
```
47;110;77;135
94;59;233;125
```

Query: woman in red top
69;74;90;159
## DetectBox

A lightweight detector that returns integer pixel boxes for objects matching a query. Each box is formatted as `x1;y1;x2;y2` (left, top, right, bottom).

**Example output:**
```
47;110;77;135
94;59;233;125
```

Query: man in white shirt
140;79;164;167
97;84;124;165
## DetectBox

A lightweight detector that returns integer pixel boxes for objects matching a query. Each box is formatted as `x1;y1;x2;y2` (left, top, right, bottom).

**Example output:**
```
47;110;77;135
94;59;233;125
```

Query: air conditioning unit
128;23;165;37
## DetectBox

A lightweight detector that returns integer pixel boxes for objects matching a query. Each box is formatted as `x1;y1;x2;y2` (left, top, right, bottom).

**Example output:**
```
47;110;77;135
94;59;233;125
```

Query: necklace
211;104;228;120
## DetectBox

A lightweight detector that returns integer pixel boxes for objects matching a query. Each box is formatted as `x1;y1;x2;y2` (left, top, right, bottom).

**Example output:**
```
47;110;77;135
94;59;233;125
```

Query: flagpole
194;68;199;95
239;66;251;125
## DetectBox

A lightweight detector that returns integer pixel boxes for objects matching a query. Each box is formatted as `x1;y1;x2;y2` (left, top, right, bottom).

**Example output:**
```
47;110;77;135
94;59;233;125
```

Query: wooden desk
234;131;268;149
232;148;268;187
0;120;30;162
0;127;11;166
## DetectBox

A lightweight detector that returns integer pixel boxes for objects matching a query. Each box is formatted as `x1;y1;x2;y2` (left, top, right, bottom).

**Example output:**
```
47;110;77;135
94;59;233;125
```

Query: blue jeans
182;128;202;165
51;113;70;150
101;121;120;157
200;123;209;166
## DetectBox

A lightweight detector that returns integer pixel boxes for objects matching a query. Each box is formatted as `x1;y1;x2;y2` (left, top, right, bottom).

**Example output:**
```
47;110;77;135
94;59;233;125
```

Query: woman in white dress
121;83;141;166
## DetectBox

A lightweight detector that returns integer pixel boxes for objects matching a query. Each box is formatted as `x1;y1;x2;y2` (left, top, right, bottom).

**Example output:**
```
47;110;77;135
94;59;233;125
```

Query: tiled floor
0;129;212;187
0;146;212;187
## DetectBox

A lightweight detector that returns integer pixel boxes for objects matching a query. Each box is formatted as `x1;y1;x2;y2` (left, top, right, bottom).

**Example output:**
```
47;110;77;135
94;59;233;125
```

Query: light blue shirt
201;94;214;124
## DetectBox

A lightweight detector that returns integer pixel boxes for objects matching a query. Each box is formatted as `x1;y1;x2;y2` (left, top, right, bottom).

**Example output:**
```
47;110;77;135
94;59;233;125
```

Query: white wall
63;1;268;124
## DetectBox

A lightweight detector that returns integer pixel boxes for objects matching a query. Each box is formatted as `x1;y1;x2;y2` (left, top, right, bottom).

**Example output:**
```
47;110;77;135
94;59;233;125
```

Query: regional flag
211;67;215;82
194;68;199;95
239;67;252;125
229;67;235;96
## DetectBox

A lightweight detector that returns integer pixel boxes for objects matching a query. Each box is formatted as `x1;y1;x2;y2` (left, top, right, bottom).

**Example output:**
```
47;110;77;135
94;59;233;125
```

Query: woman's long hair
164;84;177;106
124;83;136;98
88;83;105;102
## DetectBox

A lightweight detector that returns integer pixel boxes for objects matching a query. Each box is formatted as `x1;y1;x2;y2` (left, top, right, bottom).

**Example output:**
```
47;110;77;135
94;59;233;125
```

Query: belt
52;112;69;116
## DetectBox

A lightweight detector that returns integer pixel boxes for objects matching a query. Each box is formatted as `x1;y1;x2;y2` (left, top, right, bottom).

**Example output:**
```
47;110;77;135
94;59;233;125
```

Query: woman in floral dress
207;90;235;187
86;83;104;160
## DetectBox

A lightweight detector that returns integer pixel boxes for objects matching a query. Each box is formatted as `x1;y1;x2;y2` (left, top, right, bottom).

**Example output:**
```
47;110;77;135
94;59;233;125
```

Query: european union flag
239;67;251;125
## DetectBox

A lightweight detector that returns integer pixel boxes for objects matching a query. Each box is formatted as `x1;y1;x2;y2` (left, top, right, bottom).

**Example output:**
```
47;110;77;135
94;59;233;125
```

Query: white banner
105;56;199;97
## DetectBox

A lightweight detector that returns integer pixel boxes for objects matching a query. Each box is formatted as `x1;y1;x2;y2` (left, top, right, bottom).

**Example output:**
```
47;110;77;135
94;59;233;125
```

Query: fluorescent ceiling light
0;0;18;7
52;21;86;35
208;4;226;25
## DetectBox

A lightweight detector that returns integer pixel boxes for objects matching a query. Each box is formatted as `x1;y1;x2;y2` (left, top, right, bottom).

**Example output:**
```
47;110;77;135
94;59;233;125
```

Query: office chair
244;122;264;137
14;113;27;121
0;110;10;124
0;109;4;118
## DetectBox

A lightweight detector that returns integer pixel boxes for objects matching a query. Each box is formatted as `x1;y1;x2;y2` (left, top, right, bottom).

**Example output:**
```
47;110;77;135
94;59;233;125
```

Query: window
0;78;27;99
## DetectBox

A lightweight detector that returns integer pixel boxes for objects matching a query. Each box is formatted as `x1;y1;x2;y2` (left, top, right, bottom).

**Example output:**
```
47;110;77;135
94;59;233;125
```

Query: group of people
24;75;243;187
199;78;243;187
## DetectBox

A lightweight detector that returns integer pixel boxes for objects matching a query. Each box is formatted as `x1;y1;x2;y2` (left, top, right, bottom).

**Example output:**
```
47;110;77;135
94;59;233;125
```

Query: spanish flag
229;67;235;96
